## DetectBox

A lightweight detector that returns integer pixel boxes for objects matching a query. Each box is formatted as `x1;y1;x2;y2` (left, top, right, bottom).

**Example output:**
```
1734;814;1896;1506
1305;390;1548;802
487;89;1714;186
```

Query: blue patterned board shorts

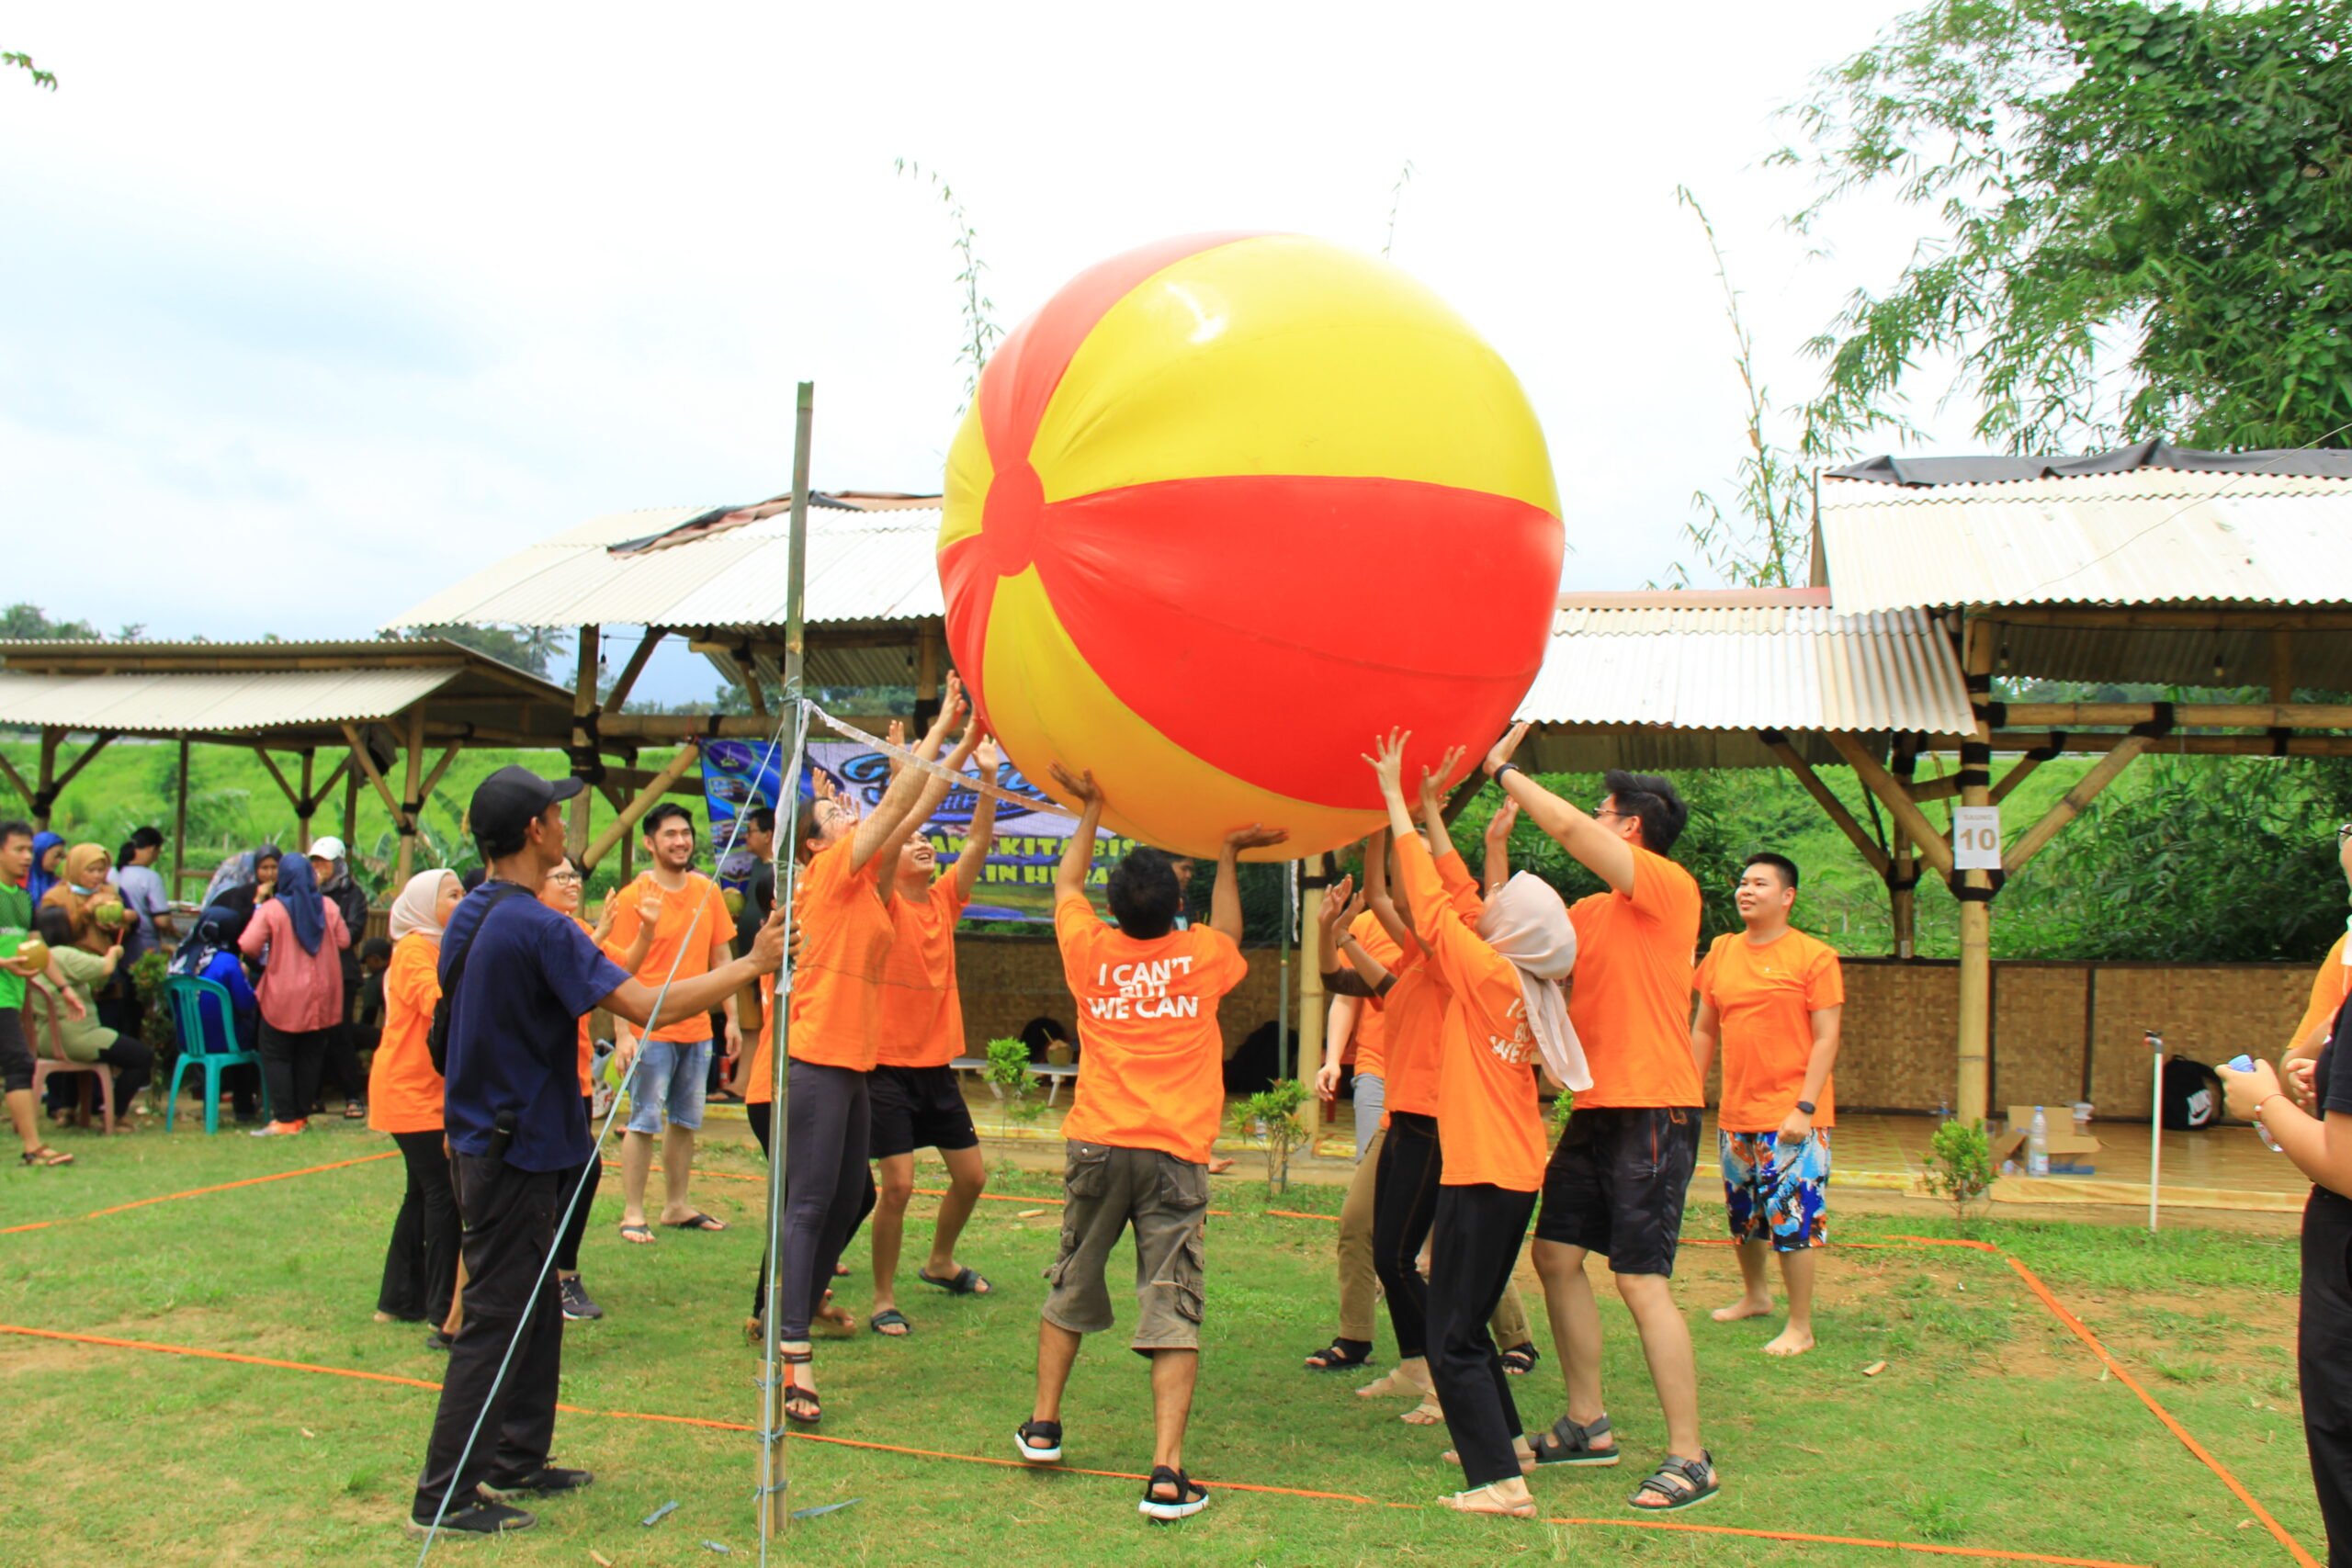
1721;1128;1830;1252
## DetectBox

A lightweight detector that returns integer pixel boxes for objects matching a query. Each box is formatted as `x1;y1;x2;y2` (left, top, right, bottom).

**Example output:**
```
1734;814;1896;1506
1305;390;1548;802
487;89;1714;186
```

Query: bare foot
816;1297;858;1337
1711;1294;1773;1324
1206;1156;1236;1175
1442;1446;1535;1475
1762;1325;1815;1357
1401;1395;1445;1427
1440;1482;1536;1517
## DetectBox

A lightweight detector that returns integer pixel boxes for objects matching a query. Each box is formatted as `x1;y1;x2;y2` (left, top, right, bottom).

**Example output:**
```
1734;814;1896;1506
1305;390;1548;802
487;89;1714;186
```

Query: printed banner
700;738;1133;923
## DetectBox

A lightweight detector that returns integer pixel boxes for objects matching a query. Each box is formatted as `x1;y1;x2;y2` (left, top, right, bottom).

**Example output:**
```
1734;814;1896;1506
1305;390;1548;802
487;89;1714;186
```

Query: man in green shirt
1;819;77;1166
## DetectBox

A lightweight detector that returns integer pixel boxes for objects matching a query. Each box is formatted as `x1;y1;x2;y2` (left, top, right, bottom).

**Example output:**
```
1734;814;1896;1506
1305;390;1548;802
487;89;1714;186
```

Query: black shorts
868;1064;979;1160
1534;1105;1701;1276
0;1007;30;1095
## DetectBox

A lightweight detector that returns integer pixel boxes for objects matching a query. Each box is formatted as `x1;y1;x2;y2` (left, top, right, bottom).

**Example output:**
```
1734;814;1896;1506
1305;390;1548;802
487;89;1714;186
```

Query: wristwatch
1795;1100;1816;1117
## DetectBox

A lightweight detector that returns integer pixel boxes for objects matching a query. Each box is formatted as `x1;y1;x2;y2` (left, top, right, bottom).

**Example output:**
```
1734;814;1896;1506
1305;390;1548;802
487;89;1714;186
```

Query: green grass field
0;1118;2324;1567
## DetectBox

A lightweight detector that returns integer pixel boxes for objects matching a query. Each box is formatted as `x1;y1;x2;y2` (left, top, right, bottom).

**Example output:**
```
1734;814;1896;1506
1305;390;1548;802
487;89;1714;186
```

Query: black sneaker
424;1330;455;1353
484;1465;594;1498
560;1276;604;1322
408;1492;535;1536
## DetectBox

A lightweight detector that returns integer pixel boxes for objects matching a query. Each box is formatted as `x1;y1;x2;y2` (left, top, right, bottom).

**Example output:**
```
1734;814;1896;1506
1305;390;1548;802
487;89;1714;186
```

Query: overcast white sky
2;1;1962;703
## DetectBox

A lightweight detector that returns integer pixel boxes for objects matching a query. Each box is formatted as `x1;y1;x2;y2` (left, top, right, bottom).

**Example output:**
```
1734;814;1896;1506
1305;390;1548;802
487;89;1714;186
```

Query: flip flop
618;1223;656;1246
868;1308;911;1337
663;1213;728;1232
918;1266;992;1296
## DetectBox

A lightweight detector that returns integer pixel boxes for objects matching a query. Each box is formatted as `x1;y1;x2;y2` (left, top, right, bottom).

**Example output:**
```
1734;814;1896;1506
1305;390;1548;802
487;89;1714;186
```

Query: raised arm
1317;993;1360;1101
848;673;968;873
1362;829;1418;958
1483;721;1636;896
953;735;1003;903
1211;822;1289;944
1416;746;1466;862
604;907;786;1030
1050;763;1105;907
1482;799;1520;897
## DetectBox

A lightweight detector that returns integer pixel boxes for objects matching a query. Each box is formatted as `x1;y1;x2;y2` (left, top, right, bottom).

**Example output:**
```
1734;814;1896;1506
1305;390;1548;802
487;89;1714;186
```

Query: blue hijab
272;847;327;955
169;904;243;979
26;831;63;906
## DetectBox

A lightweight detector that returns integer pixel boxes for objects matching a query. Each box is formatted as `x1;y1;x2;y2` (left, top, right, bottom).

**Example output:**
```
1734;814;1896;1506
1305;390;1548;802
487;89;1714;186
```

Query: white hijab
1476;872;1588;1092
390;869;458;944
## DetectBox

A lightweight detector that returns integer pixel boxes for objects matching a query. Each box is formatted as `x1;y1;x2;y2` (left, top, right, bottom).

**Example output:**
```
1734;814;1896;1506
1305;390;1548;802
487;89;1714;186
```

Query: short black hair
474;819;527;862
745;806;775;835
0;818;30;850
131;826;165;851
1744;852;1800;890
358;937;393;964
35;906;74;948
1601;769;1689;855
1105;848;1182;941
643;802;695;837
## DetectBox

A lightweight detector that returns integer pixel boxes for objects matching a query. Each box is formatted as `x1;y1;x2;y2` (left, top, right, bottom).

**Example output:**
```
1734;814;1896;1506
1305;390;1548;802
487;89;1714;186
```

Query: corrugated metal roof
382;502;944;631
1817;469;2352;613
0;668;457;734
1517;598;1973;736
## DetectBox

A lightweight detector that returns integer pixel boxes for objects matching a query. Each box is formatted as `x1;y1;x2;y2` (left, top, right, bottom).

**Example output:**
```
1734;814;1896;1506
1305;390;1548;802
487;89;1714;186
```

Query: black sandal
1629;1450;1719;1512
1138;1465;1209;1521
1015;1418;1063;1464
1499;1341;1541;1376
779;1348;821;1426
19;1145;73;1168
1529;1411;1621;1467
1303;1337;1373;1371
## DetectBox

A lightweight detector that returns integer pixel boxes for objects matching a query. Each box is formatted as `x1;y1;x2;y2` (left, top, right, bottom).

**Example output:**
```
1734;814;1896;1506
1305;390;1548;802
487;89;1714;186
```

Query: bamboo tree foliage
1783;0;2352;452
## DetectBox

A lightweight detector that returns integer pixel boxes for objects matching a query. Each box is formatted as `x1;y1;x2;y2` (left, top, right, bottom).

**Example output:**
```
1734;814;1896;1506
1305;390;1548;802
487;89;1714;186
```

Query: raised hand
1047;762;1102;807
1316;874;1358;946
1419;744;1467;816
1363;728;1411;799
1483;721;1530;779
1224;824;1290;854
1486;798;1521;844
975;734;1002;783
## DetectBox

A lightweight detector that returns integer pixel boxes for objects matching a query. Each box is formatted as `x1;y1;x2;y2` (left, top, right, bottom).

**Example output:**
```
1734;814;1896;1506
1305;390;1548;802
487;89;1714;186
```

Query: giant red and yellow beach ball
937;232;1562;859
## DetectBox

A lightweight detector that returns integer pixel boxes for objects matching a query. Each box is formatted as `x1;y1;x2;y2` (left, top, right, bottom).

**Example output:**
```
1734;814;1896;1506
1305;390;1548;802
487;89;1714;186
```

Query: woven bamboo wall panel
2086;966;2312;1114
1994;966;2090;1110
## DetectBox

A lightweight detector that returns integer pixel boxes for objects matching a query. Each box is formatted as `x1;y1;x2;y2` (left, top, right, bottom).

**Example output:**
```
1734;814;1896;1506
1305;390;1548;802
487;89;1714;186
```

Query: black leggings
379;1129;459;1325
555;1097;601;1273
749;1066;878;1336
44;1033;153;1114
1372;1111;1443;1359
2301;1188;2352;1565
258;1022;331;1124
1428;1182;1537;1488
317;1020;367;1109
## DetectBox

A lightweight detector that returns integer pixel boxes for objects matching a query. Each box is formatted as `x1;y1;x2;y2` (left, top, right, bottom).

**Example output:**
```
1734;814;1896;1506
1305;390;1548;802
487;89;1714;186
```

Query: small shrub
1923;1119;1996;1225
983;1036;1043;1134
1231;1078;1309;1193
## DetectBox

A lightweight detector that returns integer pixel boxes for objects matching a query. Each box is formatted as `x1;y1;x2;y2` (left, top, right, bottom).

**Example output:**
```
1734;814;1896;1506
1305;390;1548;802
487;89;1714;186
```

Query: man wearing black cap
411;766;786;1538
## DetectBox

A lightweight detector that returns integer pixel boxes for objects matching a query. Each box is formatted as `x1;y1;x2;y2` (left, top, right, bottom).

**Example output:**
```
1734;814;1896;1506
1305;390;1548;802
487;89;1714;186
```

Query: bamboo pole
2271;630;2295;704
339;724;407;824
1890;739;1917;960
1296;856;1328;1155
396;707;425;887
568;626;600;860
1823;733;1955;877
1988;731;2352;758
49;731;117;798
298;750;316;852
602;629;665;715
1954;621;1996;1126
1759;732;1890;877
0;750;34;814
582;743;702;871
759;383;815;1547
342;760;360;850
2000;736;2152;875
33;729;59;830
600;712;798;742
1998;701;2352;729
172;736;190;897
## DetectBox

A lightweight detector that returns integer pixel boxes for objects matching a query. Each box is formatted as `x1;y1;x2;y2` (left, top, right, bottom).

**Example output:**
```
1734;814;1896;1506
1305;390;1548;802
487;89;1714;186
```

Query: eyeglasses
2338;823;2352;843
548;871;582;885
1593;805;1626;822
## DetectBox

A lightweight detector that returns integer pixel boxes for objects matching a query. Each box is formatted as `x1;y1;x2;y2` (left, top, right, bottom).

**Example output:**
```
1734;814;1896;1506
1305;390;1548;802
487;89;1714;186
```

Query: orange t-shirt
784;836;897;1075
1381;849;1483;1119
1566;846;1702;1110
745;974;778;1104
1396;834;1546;1192
1344;910;1404;1081
1696;928;1843;1133
877;874;968;1069
605;872;736;1043
569;913;629;1097
1056;893;1248;1164
2289;933;2351;1056
367;935;445;1134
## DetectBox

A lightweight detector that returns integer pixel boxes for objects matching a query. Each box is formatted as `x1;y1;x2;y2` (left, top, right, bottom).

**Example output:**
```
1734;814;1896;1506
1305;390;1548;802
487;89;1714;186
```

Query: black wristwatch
1492;762;1520;782
1795;1100;1817;1117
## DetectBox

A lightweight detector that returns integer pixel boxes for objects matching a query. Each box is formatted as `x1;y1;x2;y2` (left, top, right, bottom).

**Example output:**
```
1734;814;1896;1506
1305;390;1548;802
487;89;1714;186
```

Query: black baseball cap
469;765;585;845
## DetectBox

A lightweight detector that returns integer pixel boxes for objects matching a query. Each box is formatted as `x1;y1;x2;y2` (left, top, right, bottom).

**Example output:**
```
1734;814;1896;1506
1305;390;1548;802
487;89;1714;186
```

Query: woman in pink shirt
238;850;350;1136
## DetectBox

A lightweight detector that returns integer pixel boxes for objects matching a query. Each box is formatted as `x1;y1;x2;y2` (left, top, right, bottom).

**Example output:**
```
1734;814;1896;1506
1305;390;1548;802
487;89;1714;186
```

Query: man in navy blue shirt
412;766;786;1538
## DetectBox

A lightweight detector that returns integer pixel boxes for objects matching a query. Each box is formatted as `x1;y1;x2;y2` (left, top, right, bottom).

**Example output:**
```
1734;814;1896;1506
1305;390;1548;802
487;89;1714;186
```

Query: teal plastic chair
164;976;268;1134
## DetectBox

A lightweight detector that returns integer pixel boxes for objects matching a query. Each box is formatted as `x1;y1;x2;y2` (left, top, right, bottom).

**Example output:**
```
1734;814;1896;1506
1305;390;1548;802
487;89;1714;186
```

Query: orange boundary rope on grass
0;1320;2153;1568
0;1150;401;1235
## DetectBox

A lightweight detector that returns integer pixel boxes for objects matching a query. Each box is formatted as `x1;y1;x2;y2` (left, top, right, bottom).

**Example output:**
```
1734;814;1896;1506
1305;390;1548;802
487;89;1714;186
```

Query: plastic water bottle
2027;1107;2051;1178
2224;1055;2286;1153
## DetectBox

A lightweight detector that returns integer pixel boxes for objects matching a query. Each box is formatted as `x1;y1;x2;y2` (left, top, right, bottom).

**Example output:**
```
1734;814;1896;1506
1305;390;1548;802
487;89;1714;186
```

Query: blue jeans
625;1038;712;1134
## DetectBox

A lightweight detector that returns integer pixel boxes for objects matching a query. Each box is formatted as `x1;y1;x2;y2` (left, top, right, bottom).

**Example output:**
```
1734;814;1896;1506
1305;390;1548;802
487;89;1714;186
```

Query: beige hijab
390;870;458;944
1476;872;1588;1092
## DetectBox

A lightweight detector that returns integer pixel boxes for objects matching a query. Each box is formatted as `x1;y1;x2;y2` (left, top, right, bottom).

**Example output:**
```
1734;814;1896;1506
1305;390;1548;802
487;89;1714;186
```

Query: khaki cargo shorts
1041;1140;1209;1355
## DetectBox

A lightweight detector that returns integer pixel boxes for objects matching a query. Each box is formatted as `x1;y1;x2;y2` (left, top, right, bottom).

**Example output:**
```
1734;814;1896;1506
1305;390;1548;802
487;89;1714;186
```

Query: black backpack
426;884;532;1077
2161;1056;2224;1131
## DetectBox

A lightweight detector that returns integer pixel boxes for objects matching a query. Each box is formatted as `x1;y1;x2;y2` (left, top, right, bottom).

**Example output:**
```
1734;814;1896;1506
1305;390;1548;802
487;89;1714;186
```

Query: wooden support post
172;736;190;897
1999;700;2352;728
343;759;361;851
582;743;702;871
339;724;409;828
568;626;600;860
298;750;316;852
1990;753;2047;805
396;707;425;887
0;749;33;815
1824;733;1955;877
2271;630;2295;704
34;729;59;830
1890;739;1917;960
1955;620;1996;1126
1759;731;1890;877
49;731;117;801
914;628;943;730
602;629;665;715
1297;855;1329;1153
2003;736;2153;875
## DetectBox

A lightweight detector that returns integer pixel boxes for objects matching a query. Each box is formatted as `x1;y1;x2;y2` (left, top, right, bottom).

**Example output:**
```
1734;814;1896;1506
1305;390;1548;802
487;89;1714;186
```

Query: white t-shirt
110;863;170;959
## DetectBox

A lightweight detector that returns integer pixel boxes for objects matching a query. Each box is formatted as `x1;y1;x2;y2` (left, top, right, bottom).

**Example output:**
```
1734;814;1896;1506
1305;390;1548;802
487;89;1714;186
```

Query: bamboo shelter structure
0;637;582;897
